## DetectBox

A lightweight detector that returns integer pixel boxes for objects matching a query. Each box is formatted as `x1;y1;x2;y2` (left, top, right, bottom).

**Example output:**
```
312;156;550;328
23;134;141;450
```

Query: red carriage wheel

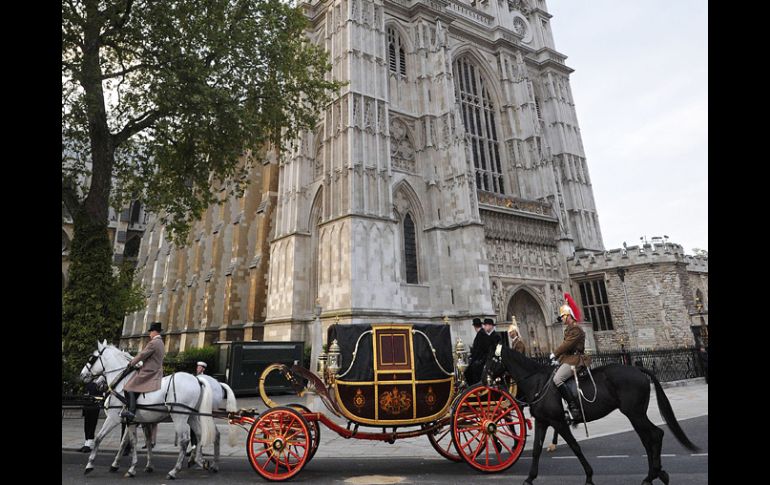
287;403;320;462
451;384;527;473
246;406;311;481
423;422;462;462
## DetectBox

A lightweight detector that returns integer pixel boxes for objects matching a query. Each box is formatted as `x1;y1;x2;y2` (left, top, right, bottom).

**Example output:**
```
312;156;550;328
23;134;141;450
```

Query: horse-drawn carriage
82;321;698;484
228;323;530;481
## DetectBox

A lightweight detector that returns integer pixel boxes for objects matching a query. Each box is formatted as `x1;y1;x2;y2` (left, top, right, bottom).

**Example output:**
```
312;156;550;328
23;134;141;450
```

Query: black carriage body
329;323;455;426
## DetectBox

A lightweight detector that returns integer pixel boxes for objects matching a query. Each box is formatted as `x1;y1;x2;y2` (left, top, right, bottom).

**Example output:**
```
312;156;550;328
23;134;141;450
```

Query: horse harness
100;368;214;418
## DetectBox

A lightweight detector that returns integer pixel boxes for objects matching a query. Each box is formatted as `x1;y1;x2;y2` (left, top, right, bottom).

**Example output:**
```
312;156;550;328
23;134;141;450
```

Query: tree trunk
62;2;124;384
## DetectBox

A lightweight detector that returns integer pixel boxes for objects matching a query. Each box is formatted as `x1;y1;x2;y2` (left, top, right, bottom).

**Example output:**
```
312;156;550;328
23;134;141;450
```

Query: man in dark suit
465;318;501;384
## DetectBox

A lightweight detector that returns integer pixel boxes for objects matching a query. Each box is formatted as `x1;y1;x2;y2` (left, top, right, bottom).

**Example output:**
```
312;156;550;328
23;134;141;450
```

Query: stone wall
567;243;708;350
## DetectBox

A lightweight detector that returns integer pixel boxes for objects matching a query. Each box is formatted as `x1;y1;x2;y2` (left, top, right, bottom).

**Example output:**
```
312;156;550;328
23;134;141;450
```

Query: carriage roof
327;323;454;382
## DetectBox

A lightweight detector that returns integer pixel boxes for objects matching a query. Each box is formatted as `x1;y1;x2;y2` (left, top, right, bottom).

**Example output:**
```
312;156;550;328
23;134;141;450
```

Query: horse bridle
84;347;131;380
83;347;107;379
487;344;553;407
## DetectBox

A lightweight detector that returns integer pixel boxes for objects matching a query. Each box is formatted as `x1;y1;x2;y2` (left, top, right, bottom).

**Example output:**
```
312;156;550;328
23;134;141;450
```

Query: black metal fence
530;347;707;383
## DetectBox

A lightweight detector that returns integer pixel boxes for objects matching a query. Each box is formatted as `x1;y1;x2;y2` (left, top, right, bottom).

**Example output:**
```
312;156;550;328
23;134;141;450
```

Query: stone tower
264;0;604;348
122;0;606;354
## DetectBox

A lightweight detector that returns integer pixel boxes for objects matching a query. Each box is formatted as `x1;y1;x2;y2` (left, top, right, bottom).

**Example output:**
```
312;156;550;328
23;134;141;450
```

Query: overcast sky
545;0;708;253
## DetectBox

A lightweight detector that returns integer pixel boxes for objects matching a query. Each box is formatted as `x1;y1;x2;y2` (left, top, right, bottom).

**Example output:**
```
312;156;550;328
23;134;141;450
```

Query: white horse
80;340;216;479
186;374;238;468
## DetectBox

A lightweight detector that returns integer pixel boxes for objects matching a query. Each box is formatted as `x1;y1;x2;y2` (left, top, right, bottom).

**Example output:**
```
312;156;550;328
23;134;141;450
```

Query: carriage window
577;278;613;331
453;56;504;194
404;213;418;284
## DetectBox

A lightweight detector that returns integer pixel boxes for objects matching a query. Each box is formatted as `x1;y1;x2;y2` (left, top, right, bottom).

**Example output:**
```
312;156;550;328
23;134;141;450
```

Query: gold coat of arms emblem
379;387;412;415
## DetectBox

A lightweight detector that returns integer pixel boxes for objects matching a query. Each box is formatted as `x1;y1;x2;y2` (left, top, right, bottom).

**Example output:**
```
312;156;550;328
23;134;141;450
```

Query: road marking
643;454;676;457
344;476;406;484
691;453;708;457
597;455;629;458
552;456;578;459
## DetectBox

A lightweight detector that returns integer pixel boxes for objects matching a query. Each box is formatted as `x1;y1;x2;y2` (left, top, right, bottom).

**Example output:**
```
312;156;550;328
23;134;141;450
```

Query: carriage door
374;326;415;420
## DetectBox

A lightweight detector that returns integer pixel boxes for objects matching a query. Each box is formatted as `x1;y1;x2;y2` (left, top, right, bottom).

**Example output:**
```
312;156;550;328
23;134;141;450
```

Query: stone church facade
121;0;706;354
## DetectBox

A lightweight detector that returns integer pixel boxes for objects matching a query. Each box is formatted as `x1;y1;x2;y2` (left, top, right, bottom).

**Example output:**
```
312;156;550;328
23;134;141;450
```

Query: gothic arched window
130;200;142;224
124;235;141;259
403;213;418;284
387;27;407;77
453;56;504;194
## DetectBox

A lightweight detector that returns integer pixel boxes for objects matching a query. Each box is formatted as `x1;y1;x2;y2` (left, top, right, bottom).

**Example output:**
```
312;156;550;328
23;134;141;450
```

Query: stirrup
565;408;582;427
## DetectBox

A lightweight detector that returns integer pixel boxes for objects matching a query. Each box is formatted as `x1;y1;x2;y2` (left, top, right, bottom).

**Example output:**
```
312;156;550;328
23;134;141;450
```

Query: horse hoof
109;466;119;472
124;472;135;478
166;474;176;480
210;466;219;473
523;481;533;485
641;481;652;485
145;466;153;473
659;470;670;485
84;467;93;475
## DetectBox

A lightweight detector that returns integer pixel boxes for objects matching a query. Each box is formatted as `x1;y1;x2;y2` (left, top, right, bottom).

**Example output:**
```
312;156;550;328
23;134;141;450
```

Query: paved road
63;415;707;485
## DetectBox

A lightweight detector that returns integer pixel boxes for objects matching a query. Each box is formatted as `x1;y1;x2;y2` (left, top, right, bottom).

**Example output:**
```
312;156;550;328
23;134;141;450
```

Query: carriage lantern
454;337;468;386
327;339;341;381
317;352;328;377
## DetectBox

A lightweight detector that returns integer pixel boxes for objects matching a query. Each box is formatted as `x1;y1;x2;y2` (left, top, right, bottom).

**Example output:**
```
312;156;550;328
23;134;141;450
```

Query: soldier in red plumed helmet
550;293;592;424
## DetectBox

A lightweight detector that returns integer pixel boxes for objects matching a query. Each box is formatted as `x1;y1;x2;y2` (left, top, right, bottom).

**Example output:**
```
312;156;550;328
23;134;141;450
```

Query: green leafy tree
62;0;343;372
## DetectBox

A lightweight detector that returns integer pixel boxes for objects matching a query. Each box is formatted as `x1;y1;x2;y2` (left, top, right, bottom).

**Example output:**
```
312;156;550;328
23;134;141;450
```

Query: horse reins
489;346;554;407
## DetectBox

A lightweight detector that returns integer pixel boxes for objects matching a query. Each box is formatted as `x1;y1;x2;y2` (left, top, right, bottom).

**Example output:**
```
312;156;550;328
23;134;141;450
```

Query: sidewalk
62;379;707;459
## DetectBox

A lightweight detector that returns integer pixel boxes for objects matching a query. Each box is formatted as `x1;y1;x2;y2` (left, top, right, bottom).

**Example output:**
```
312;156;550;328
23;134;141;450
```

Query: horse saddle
562;367;590;396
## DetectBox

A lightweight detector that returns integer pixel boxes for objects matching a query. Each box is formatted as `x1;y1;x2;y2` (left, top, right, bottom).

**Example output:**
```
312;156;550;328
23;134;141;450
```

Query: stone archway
507;290;548;356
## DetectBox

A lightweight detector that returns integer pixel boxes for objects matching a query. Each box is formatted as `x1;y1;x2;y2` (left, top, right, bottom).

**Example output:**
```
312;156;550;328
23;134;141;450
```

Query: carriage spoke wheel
423;422;462;462
451;385;527;473
287;403;320;463
246;406;311;481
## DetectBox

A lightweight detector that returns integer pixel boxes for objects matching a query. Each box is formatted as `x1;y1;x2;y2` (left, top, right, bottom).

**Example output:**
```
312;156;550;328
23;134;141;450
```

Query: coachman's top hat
148;322;162;333
472;318;482;328
483;318;496;326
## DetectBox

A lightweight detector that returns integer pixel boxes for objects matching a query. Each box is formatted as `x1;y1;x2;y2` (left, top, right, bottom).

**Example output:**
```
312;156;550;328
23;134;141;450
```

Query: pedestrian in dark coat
79;379;104;452
465;318;501;384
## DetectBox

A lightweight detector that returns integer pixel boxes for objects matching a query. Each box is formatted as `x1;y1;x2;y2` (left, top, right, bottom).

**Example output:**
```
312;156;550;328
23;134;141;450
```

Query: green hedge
163;345;218;375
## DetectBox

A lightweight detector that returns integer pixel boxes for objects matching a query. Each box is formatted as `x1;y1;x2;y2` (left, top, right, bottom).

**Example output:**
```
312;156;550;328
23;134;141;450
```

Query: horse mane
104;343;133;361
504;346;548;374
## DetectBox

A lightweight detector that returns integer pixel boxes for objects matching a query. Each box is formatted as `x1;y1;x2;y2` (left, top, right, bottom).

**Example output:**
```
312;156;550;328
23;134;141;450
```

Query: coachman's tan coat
124;335;165;393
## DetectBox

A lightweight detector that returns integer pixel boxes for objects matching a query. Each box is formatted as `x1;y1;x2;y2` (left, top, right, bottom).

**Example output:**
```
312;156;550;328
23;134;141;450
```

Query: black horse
483;344;699;485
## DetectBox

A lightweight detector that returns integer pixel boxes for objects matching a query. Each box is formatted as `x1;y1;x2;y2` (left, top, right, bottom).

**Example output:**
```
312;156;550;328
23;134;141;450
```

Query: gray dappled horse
80;340;216;479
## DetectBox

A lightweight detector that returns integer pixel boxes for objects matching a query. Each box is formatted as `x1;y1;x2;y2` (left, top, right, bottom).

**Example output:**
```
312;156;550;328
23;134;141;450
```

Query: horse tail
219;382;240;447
220;382;238;412
637;367;700;452
196;376;216;448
